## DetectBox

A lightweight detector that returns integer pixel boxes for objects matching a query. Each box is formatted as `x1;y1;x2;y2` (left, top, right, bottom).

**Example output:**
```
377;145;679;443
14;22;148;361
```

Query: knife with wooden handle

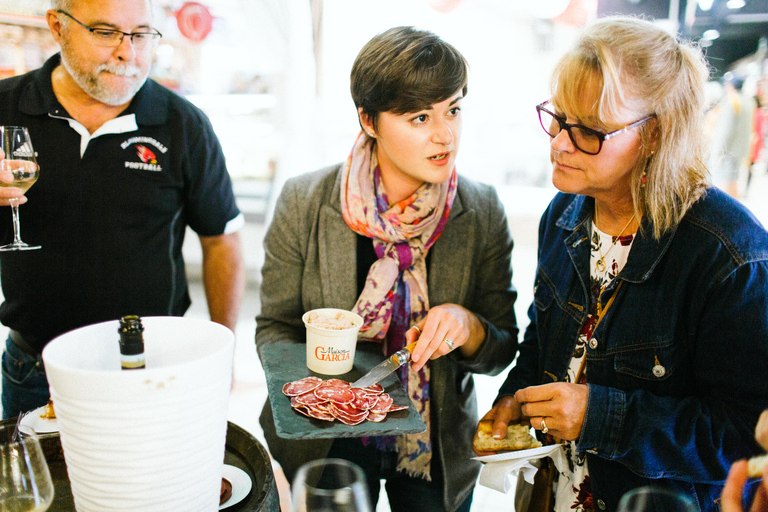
351;341;418;388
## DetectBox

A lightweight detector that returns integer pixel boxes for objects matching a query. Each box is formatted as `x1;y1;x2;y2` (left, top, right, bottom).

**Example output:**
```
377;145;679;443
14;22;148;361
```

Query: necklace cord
594;212;635;272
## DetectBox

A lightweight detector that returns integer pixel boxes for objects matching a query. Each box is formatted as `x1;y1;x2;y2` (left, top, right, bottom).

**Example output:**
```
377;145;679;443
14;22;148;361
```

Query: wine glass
291;458;372;512
0;126;40;251
617;486;696;512
0;421;54;511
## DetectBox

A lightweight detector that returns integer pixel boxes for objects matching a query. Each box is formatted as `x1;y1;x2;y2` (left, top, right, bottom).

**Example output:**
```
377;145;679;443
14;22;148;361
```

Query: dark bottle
118;315;146;370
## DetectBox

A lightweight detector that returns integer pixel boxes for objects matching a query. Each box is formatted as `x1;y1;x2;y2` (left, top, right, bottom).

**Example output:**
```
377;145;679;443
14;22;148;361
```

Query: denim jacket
497;188;768;511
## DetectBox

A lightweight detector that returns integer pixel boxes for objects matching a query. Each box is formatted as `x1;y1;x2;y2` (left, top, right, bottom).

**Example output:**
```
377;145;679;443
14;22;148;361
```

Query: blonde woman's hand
515;382;588;441
407;303;485;371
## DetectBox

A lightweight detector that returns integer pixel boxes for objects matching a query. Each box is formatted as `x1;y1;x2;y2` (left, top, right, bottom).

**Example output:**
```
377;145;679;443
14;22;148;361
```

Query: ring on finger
412;325;422;335
443;338;455;350
541;419;548;435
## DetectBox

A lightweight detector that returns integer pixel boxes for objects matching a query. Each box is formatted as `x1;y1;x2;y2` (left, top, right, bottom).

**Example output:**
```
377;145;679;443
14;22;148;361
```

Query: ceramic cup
301;308;363;375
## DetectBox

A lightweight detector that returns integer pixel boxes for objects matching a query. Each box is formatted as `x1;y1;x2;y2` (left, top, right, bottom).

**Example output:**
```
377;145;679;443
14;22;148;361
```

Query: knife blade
352;341;417;388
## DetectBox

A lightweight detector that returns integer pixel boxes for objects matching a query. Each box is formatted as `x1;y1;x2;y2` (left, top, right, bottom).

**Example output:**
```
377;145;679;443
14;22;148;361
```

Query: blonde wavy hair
551;16;711;239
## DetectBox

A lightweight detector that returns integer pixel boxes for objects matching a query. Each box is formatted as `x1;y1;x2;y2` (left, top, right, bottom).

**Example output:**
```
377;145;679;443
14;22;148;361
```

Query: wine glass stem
9;198;22;245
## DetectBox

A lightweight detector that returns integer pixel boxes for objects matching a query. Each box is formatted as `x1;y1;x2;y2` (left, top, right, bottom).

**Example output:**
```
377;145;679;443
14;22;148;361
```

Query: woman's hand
721;459;768;512
473;395;523;456
407;303;485;371
721;409;768;511
756;410;768;451
515;382;588;441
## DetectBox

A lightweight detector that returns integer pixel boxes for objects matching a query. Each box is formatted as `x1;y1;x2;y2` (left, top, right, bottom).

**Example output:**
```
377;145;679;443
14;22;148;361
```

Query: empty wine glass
617;486;697;512
292;458;371;512
0;126;40;251
0;421;54;511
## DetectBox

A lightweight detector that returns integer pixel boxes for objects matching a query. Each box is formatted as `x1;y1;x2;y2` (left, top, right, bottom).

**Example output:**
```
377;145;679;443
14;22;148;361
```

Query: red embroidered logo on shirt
120;136;166;172
135;145;157;164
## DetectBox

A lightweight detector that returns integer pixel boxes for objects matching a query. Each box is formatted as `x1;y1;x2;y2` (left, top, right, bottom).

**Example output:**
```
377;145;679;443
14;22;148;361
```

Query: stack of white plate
42;316;234;512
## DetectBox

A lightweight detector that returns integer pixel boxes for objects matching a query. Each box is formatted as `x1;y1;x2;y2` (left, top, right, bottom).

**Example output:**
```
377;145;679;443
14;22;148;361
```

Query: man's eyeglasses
57;10;162;49
536;100;655;155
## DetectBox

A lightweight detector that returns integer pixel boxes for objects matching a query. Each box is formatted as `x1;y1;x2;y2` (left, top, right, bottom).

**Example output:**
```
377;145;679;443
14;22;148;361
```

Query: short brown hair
351;26;468;131
552;16;711;238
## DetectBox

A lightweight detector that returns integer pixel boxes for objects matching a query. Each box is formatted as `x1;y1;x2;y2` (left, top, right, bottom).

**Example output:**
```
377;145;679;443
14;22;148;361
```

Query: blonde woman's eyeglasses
536;100;655;155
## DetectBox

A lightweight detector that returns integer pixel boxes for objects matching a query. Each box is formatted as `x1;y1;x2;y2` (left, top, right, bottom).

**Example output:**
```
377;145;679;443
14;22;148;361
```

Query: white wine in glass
0;126;39;251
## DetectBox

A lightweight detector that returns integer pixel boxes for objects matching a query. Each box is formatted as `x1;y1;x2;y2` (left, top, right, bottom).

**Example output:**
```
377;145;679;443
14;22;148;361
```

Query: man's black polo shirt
0;54;242;351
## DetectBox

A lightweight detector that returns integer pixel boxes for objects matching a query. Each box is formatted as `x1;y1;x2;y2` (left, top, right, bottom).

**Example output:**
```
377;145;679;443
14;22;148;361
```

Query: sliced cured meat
283;377;407;425
294;403;335;421
337;414;369;426
331;400;369;418
370;393;393;414
357;383;384;395
314;384;355;404
350;388;379;410
282;376;323;396
295;391;326;406
331;410;368;425
367;411;388;422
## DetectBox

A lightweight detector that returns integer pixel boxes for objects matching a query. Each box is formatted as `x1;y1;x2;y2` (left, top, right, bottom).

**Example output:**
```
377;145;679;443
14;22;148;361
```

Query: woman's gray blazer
256;164;518;512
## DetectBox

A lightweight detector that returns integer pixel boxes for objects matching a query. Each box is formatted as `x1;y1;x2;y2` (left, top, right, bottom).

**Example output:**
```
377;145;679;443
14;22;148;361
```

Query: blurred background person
476;16;768;511
746;79;768;196
256;26;518;511
709;73;755;198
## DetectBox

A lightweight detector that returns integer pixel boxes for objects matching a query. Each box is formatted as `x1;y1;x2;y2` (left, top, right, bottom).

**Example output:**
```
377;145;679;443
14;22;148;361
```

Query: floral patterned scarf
340;131;457;480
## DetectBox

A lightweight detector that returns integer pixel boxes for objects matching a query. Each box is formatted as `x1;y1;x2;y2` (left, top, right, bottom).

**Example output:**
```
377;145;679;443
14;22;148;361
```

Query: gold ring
541;419;548;434
443;338;455;350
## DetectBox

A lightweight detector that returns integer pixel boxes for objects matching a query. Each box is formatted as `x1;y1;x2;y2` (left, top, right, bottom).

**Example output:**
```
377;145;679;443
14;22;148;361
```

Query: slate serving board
260;342;427;440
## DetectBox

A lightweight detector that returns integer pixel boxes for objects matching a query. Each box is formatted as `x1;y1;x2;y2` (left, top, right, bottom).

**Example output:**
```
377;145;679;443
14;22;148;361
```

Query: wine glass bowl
291;458;371;512
0;126;40;251
0;422;54;511
617;486;697;512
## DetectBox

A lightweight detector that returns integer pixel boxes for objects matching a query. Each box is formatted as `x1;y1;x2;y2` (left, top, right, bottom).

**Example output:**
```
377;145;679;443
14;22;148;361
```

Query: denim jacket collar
555;194;678;284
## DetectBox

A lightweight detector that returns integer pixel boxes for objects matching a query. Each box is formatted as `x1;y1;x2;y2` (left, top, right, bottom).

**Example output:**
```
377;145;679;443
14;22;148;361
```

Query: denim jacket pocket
612;338;684;392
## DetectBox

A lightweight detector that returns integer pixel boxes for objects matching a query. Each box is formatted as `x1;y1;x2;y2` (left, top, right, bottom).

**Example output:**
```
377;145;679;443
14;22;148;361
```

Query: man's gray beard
60;48;148;106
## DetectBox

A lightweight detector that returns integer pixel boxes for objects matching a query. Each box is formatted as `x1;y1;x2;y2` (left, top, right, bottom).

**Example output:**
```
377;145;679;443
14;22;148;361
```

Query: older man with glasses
0;0;246;419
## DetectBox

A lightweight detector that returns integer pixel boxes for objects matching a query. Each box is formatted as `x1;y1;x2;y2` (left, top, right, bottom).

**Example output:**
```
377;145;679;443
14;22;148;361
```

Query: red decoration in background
426;0;463;13
552;0;597;27
174;2;214;42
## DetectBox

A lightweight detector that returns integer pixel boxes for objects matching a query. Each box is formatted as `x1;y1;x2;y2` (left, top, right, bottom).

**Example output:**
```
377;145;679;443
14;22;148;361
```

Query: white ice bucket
42;316;234;512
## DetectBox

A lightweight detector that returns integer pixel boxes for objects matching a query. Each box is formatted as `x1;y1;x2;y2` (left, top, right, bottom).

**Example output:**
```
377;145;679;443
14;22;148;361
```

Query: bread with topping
473;419;542;452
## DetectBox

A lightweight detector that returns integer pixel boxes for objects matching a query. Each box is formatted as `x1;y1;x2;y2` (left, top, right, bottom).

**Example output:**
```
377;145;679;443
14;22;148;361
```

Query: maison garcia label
314;346;351;362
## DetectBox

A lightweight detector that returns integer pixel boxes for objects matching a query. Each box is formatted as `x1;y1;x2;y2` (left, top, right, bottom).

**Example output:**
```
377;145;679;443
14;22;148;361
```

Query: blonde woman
477;16;768;511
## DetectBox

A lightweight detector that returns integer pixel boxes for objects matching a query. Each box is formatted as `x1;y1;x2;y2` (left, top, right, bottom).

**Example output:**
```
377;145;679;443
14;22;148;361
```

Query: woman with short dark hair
257;26;518;511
